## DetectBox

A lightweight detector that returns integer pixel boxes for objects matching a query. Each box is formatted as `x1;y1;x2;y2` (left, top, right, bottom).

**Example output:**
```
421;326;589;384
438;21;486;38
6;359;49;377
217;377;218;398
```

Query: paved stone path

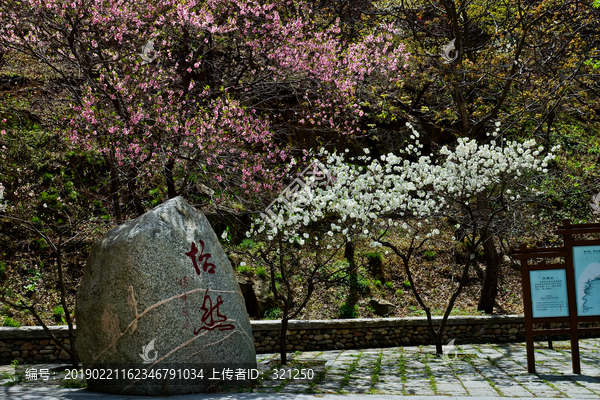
0;339;598;398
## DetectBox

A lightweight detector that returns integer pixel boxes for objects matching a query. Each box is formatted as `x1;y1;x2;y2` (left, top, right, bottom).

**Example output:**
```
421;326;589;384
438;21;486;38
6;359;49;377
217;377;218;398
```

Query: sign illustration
573;246;600;316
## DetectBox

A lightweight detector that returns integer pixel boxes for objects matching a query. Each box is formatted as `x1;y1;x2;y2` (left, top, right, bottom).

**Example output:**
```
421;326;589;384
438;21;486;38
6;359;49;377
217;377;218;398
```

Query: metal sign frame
514;219;600;374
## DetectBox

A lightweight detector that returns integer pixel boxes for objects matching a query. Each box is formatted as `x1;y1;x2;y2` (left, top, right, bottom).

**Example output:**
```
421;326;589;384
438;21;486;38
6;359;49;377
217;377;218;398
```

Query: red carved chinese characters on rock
185;240;216;275
193;289;235;334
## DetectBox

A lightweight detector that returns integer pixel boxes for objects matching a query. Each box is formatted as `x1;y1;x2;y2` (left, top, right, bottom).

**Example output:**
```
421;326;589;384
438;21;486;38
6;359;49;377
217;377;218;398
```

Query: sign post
514;219;600;374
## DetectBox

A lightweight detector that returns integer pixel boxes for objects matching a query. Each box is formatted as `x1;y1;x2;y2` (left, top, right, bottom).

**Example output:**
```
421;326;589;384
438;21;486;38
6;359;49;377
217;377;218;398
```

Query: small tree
246;162;366;363
0;199;103;368
0;218;84;368
250;234;350;364
382;127;559;354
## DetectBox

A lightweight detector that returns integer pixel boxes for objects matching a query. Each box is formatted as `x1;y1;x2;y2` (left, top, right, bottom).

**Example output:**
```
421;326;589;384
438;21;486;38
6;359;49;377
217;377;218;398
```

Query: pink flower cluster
0;0;409;199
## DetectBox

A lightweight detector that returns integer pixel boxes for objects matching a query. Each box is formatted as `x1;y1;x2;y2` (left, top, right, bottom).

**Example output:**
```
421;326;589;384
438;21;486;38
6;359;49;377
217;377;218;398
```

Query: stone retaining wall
1;315;599;363
0;326;73;364
250;315;600;353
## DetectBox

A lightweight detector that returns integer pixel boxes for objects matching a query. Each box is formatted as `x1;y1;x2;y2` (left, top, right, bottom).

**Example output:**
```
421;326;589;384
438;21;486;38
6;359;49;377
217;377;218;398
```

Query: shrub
374;280;382;287
402;279;411;289
366;252;384;277
384;281;394;289
338;302;358;319
237;264;252;275
2;317;19;327
349;274;370;293
365;252;383;263
53;306;65;324
256;267;267;279
239;239;257;250
264;308;282;320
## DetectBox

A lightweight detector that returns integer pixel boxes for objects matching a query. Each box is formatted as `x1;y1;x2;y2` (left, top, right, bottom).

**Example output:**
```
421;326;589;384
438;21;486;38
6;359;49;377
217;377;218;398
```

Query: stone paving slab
0;339;599;398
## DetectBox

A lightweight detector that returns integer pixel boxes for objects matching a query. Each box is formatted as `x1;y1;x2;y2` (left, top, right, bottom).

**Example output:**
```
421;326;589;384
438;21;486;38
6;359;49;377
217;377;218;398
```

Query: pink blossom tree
0;0;409;217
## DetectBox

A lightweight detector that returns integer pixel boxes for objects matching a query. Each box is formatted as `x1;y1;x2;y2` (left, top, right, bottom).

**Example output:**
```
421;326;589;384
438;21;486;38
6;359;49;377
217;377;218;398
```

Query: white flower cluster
418;137;559;200
249;123;558;247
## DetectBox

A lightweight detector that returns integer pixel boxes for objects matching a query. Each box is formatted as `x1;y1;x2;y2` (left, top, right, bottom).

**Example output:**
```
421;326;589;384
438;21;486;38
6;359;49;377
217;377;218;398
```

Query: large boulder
76;197;256;395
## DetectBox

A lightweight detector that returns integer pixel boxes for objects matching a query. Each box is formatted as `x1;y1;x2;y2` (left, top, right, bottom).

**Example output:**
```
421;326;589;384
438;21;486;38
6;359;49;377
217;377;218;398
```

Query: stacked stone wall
1;315;599;363
250;316;600;353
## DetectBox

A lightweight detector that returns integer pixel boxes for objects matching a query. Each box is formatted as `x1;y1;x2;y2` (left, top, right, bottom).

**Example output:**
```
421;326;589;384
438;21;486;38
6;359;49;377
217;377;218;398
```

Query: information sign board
573;246;600;317
529;269;569;318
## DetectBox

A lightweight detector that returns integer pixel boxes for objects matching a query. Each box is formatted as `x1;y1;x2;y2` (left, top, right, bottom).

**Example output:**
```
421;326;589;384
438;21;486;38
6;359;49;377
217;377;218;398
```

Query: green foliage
374;279;382;287
24;268;43;292
148;188;163;207
384;281;394;289
53;306;66;324
396;289;404;296
365;252;383;263
338;302;358;319
2;317;19;327
34;238;47;250
263;308;282;320
402;280;411;289
237;264;252;274
348;274;370;293
256;266;267;279
424;250;436;260
0;262;6;280
239;239;257;249
42;172;53;182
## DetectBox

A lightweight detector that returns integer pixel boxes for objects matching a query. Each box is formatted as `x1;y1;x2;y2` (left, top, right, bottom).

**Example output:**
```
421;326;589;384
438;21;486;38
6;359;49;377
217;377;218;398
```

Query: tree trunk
109;160;122;221
434;332;443;356
55;240;79;367
345;241;359;306
477;230;500;314
127;167;145;216
164;157;177;199
280;317;289;365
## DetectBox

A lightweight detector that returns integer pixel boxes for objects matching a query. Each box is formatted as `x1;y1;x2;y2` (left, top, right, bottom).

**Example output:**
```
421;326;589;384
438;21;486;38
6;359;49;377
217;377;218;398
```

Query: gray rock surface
369;299;395;316
76;197;256;395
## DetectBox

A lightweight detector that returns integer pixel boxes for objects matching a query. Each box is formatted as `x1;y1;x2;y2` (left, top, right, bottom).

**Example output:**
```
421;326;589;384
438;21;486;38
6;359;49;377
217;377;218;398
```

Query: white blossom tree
249;122;558;356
